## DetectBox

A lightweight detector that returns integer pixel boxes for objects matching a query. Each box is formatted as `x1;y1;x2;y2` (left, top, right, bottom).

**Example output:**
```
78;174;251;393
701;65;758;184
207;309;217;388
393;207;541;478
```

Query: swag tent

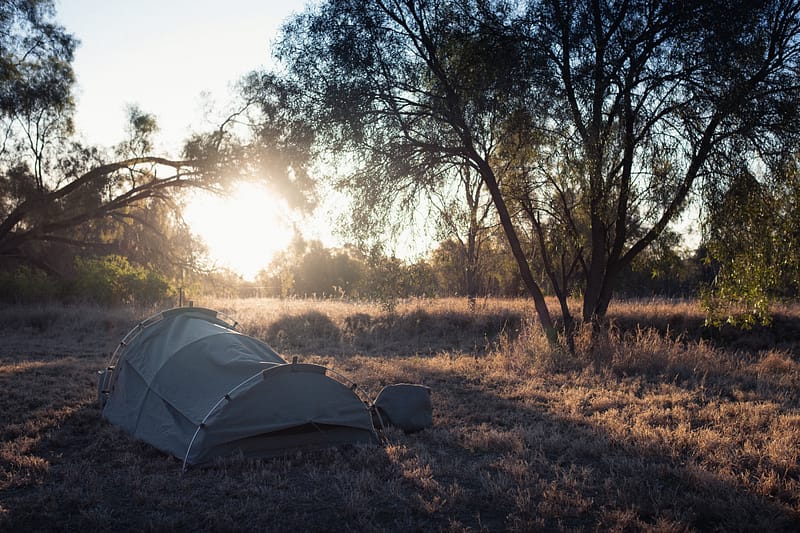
97;307;379;467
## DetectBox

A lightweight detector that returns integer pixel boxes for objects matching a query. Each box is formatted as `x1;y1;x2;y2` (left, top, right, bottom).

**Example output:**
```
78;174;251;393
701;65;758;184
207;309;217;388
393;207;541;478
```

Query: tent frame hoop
181;369;268;471
322;366;371;407
181;361;381;471
101;307;238;399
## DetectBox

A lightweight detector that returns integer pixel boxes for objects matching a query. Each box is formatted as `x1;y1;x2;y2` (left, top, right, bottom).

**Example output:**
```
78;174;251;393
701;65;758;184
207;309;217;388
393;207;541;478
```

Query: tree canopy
261;0;800;339
703;157;800;327
0;1;315;281
5;0;800;329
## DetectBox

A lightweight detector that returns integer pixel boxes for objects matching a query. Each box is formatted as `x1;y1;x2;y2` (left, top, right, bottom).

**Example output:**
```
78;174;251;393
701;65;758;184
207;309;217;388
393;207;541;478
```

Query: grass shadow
263;310;342;354
3;355;798;531
252;308;523;358
368;360;800;530
607;303;800;356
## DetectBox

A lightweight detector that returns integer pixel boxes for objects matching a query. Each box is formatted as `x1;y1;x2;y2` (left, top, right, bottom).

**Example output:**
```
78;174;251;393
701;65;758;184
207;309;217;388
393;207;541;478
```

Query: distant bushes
72;255;173;306
0;266;61;303
0;255;173;306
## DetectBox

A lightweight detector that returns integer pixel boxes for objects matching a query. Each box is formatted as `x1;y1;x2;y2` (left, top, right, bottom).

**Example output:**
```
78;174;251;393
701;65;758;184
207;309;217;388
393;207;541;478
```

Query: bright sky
50;1;697;280
56;0;317;280
57;0;306;151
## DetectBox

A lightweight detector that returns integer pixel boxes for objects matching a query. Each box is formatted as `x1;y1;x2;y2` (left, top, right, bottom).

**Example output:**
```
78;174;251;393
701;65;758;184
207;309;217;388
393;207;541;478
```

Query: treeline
0;256;170;306
0;232;709;306
201;234;708;302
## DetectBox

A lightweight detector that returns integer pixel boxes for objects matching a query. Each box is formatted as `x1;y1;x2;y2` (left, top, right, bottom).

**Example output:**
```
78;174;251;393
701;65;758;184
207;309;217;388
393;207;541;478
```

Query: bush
0;266;60;303
73;255;172;306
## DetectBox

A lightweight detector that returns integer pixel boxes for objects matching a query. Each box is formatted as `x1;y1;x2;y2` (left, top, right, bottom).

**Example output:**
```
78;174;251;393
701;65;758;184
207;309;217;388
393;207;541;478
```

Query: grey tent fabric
99;307;378;466
374;384;433;432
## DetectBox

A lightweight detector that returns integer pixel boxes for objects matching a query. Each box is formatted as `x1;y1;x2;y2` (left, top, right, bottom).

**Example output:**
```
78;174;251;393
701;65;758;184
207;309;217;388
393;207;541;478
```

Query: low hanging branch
0;156;214;258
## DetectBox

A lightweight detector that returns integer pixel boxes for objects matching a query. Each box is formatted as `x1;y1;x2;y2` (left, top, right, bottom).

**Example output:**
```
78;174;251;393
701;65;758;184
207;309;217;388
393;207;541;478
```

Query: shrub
72;255;172;306
0;266;60;303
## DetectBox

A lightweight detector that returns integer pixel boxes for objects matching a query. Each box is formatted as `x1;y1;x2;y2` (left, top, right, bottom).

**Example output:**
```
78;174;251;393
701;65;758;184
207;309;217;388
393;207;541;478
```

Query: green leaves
73;255;172;306
117;105;159;158
702;160;800;327
0;0;76;119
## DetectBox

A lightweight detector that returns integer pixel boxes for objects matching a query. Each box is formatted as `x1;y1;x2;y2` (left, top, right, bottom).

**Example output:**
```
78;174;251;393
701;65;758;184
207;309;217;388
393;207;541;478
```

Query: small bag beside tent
374;384;432;433
98;307;378;466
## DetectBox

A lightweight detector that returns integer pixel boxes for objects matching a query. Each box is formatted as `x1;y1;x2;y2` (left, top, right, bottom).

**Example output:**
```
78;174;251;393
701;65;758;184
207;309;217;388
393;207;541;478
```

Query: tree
427;165;495;304
270;0;559;335
267;0;800;343
72;254;172;306
616;230;699;298
430;239;468;295
0;3;315;282
1;0;75;128
0;124;221;274
518;0;800;333
702;158;800;326
0;2;214;273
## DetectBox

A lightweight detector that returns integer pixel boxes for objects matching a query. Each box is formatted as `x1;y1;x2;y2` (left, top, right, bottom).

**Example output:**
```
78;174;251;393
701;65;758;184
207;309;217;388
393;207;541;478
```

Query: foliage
258;241;424;306
0;256;173;306
702;160;800;327
0;0;75;123
259;239;364;298
117;105;159;158
360;246;407;311
205;235;704;302
615;230;702;298
235;71;319;211
72;254;172;306
429;234;527;297
262;0;800;342
0;266;60;303
427;165;496;302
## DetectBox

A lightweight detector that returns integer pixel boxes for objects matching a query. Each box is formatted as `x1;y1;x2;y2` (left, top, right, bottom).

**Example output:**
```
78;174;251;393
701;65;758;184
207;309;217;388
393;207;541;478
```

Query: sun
182;182;296;280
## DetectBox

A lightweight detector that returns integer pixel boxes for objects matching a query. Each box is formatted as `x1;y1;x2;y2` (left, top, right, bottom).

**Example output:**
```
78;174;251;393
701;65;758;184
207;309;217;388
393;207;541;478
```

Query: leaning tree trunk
475;158;557;342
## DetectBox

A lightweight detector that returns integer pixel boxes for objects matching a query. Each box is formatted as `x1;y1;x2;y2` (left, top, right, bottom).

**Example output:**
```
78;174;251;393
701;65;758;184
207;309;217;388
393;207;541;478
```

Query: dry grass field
1;297;799;531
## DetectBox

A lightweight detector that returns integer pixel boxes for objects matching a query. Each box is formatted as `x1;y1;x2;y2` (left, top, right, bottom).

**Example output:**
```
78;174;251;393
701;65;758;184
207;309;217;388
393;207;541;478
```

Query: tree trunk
465;225;478;310
582;214;607;323
582;254;621;333
556;290;575;354
475;158;557;342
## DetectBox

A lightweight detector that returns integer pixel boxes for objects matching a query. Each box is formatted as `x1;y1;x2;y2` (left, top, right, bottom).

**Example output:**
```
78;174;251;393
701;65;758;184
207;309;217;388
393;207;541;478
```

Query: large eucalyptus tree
262;0;800;340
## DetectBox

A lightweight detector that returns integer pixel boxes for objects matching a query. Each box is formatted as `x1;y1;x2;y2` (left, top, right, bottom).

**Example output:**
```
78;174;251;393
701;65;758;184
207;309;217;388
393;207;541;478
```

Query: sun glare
182;183;296;280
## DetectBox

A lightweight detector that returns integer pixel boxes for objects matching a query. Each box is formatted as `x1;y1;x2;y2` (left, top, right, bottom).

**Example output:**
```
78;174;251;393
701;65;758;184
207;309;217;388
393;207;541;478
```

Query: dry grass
1;297;799;531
